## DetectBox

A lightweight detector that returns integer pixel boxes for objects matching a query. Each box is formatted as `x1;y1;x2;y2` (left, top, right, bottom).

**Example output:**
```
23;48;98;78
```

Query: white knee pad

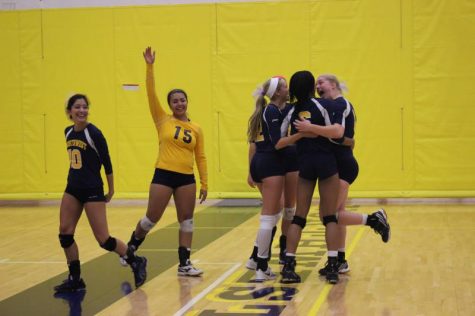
283;207;296;220
140;216;156;231
260;215;275;230
180;218;194;232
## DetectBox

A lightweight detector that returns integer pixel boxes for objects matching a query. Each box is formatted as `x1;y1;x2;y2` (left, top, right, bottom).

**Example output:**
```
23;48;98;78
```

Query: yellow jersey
146;64;208;190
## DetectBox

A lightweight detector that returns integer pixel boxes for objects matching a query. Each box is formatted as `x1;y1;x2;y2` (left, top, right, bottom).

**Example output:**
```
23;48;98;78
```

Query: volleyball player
246;76;302;281
124;47;208;277
294;74;390;276
54;94;147;293
280;70;345;284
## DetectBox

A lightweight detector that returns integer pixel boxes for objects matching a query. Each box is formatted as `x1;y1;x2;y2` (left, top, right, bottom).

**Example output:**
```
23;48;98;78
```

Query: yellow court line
307;227;366;316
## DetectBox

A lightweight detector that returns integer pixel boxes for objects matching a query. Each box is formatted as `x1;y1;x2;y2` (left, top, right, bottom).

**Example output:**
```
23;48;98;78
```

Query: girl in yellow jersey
125;47;207;276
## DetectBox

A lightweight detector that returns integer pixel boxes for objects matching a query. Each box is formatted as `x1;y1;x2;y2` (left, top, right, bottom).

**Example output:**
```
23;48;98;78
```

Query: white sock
362;214;368;225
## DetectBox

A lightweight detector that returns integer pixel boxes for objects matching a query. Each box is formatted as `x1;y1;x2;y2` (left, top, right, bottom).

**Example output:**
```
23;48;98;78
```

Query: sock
178;246;191;266
68;260;81;281
338;250;346;262
128;231;145;249
250;245;258;260
267;226;277;261
279;235;287;254
361;214;368;225
256;257;269;271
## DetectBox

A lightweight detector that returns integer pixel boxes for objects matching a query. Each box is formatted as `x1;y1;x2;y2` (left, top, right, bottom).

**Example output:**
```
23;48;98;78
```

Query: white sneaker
178;263;203;277
246;258;257;270
254;267;276;282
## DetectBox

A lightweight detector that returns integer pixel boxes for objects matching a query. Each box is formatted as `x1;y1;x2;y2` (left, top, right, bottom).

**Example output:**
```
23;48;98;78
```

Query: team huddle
54;46;391;294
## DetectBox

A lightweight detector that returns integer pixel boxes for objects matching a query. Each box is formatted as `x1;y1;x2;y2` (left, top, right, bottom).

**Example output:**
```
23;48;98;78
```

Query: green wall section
1;0;474;198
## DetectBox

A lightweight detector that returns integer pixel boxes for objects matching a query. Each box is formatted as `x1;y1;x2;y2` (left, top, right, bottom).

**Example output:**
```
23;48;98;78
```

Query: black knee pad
100;236;117;251
292;215;307;229
322;214;338;226
59;234;75;249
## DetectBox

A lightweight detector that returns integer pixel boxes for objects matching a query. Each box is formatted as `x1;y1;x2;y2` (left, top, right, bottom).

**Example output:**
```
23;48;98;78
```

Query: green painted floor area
0;206;258;315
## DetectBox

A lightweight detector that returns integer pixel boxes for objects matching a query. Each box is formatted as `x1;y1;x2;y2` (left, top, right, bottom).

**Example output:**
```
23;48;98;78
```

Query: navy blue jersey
329;97;356;156
291;98;344;154
65;123;112;188
255;103;286;153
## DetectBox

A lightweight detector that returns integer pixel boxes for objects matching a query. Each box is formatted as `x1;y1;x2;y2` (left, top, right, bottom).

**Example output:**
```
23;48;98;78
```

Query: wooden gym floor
0;200;473;315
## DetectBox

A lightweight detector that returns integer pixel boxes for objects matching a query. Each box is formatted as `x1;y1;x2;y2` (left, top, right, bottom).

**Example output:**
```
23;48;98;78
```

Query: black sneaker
54;276;86;293
280;258;301;284
326;261;339;284
130;256;147;287
318;260;350;276
369;209;391;243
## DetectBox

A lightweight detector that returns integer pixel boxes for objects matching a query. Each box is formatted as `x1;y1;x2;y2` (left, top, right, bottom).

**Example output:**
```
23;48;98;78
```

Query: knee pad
179;218;194;233
140;216;156;231
322;214;338;226
283;207;296;220
292;215;306;229
100;236;117;251
59;234;75;249
260;215;275;230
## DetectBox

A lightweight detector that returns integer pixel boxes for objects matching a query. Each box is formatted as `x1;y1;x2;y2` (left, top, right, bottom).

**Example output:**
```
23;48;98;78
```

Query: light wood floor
0;202;474;315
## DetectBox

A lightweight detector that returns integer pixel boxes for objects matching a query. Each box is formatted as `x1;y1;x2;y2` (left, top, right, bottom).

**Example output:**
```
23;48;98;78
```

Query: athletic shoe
178;261;203;277
318;260;350;275
369;209;391;242
325;260;339;284
245;258;257;270
130;256;147;287
54;276;86;293
254;267;276;282
280;258;301;284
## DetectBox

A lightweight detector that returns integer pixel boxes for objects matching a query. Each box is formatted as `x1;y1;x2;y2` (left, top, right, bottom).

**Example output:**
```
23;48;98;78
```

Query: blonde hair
247;78;284;142
319;74;348;94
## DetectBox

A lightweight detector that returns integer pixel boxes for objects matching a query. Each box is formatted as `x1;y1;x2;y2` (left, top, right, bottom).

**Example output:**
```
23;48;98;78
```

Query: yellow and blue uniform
290;97;345;180
331;96;359;184
64;123;111;203
146;64;207;190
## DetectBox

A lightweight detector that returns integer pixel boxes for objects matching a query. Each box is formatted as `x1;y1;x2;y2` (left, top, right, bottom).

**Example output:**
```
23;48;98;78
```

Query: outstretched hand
143;46;156;64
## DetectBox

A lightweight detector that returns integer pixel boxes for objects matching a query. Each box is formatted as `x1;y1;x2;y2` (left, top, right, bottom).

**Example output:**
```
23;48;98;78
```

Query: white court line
173;262;241;316
0;259;64;264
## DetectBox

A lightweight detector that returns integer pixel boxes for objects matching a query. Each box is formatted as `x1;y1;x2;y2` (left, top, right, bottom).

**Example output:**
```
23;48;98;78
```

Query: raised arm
144;47;167;125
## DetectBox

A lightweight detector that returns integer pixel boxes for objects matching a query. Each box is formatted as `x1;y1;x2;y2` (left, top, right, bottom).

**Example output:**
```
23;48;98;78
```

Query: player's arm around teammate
125;47;207;277
54;94;147;294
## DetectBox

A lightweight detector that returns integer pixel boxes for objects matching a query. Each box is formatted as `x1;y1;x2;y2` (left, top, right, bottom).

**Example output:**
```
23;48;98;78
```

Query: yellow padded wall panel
38;8;117;195
112;5;215;195
0;12;24;193
412;0;475;191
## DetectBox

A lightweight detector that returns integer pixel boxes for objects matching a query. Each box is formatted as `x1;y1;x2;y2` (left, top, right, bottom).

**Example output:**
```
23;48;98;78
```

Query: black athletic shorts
250;152;286;183
336;154;359;184
151;168;195;189
298;151;338;181
65;185;106;204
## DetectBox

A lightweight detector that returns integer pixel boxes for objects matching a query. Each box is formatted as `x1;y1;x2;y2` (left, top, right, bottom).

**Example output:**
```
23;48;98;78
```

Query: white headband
265;77;280;99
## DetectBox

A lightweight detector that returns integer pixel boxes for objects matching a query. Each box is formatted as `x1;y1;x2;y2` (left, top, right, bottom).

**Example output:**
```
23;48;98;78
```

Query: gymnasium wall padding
0;0;474;198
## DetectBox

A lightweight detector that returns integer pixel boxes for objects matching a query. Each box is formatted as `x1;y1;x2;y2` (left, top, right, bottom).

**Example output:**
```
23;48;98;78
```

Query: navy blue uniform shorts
298;151;338;181
152;168;196;189
250;152;286;183
336;154;359;184
283;146;299;174
65;185;106;204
